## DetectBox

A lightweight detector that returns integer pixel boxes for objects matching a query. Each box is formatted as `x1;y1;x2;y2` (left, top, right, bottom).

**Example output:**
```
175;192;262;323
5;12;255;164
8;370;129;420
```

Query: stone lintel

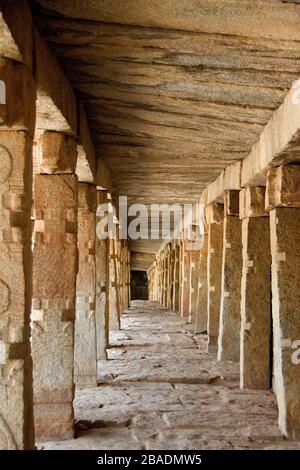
0;58;36;136
241;85;300;188
224;190;240;217
78;183;97;212
0;0;33;69
239;187;268;219
38;131;77;174
96;159;112;193
34;29;77;135
76;104;96;184
205;203;224;225
266;164;300;210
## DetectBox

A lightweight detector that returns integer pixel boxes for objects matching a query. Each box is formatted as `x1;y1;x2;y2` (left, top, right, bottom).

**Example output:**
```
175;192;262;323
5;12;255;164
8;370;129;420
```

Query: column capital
266;164;300;210
239;186;268;219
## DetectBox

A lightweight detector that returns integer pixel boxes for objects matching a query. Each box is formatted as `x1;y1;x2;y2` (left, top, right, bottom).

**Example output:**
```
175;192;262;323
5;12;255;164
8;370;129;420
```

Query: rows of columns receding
148;165;300;439
0;58;130;448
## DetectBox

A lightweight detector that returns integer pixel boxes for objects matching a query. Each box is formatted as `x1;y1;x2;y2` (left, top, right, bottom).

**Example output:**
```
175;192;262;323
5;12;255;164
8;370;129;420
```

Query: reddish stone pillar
32;132;78;441
74;183;97;388
0;59;35;449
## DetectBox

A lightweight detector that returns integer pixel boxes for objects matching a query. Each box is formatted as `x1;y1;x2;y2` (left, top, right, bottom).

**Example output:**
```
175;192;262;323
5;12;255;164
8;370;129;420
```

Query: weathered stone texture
239;187;267;219
240;216;271;390
207;220;223;352
189;248;200;324
0;59;36;135
266;165;300;210
34;28;77;134
270;208;300;438
108;237;121;330
74;184;97;388
0;131;34;449
181;243;190;319
32;173;78;441
195;233;208;334
218;215;242;362
38;131;77;174
95;191;109;360
172;243;180;312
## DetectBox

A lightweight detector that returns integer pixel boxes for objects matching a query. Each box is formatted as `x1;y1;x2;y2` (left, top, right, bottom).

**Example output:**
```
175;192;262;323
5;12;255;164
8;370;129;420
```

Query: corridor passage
40;301;297;450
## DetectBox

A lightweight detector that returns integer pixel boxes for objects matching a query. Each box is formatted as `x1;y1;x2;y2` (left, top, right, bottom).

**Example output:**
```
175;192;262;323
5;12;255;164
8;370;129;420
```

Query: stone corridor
40;301;299;450
1;2;300;452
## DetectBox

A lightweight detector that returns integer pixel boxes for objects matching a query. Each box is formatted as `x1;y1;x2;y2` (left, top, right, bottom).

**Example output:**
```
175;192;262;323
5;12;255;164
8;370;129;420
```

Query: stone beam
0;58;36;136
76;104;96;183
130;252;155;262
96;159;112;194
241;88;300;187
204;161;241;205
35;0;300;41
0;0;33;69
34;29;77;135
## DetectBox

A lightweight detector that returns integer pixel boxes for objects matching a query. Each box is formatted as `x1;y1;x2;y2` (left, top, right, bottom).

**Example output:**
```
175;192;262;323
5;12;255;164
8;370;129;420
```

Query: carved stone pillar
32;131;78;441
74;183;97;388
0;59;35;449
95;190;109;359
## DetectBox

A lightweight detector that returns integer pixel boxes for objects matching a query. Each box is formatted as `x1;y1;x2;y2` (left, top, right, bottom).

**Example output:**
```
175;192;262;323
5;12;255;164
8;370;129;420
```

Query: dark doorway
131;270;148;300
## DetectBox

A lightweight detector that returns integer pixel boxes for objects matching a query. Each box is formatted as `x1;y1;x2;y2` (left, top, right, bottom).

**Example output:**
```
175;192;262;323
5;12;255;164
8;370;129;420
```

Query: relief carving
0;280;10;315
0;146;12;184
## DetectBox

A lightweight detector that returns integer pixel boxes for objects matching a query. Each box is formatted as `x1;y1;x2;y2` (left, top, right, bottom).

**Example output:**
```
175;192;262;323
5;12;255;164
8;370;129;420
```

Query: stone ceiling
32;0;300;269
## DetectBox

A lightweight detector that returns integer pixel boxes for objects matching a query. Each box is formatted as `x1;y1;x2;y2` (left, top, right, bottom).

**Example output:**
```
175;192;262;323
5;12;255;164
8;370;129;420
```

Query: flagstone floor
40;300;300;450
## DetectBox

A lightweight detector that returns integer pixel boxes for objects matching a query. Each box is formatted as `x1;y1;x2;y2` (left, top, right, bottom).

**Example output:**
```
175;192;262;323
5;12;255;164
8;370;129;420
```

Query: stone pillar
189;247;200;324
95;190;109;360
206;203;224;352
0;59;35;450
195;233;208;333
267;165;300;438
173;242;180;312
74;183;97;388
163;250;168;307
218;191;242;361
239;186;271;390
181;241;191;319
127;248;131;308
32;132;78;441
108;236;121;330
168;243;175;310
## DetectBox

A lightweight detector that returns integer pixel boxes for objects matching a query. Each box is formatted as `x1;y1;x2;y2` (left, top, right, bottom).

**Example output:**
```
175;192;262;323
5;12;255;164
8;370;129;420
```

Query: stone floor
40;301;300;450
